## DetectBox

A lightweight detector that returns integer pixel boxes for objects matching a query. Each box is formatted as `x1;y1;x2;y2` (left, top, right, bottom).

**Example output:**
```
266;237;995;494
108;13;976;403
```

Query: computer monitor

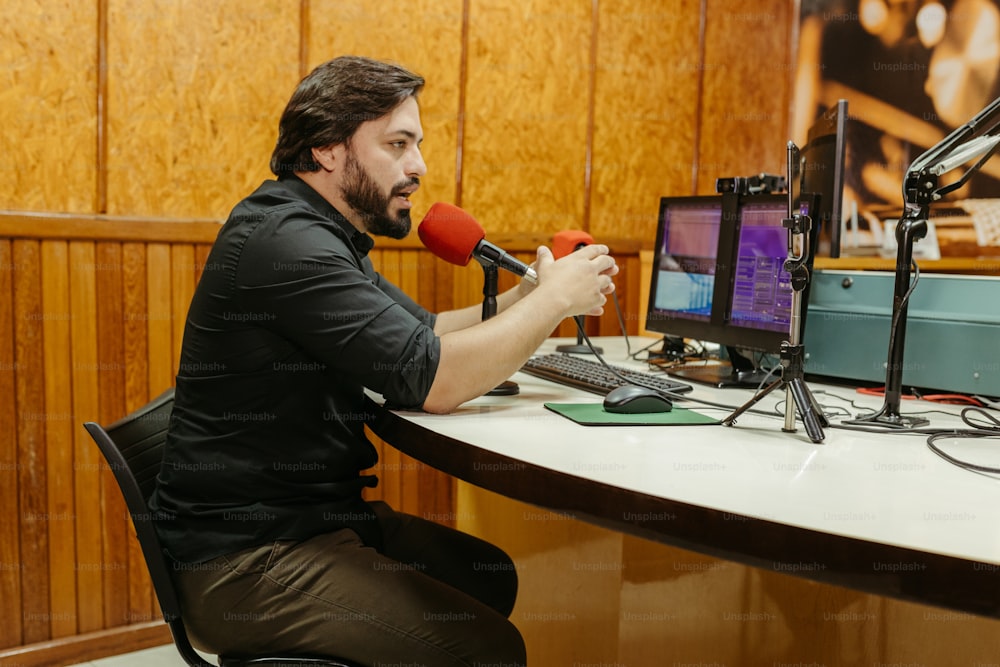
645;192;801;387
800;99;848;258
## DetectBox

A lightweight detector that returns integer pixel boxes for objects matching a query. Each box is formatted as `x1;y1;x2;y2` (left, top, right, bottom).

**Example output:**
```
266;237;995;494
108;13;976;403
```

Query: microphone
418;203;538;284
553;229;594;259
551;229;602;355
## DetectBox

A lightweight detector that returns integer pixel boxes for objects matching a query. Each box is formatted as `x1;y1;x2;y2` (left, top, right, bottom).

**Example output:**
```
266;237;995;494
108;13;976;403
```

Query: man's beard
340;150;417;240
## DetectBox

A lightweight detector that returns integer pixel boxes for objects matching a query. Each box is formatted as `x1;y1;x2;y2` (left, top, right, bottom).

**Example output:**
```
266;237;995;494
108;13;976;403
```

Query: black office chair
83;388;363;667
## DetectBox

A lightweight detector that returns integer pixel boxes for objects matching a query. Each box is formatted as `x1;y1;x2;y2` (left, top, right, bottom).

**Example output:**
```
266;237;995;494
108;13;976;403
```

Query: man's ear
311;144;341;172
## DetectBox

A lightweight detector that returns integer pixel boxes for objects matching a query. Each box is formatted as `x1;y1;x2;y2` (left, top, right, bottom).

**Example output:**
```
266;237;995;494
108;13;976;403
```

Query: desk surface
367;337;1000;618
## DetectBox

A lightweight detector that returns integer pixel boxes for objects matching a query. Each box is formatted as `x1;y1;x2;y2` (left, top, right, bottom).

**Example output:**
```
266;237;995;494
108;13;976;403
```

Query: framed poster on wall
794;0;1000;253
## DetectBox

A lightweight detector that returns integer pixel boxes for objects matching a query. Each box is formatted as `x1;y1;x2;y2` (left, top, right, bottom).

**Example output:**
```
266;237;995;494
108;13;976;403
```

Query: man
150;55;617;666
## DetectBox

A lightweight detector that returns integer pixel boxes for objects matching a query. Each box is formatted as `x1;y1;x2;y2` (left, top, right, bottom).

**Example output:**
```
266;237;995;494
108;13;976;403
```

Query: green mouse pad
544;402;720;426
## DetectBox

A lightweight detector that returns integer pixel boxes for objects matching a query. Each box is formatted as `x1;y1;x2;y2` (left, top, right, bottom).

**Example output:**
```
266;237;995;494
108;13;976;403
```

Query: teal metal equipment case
803;270;1000;396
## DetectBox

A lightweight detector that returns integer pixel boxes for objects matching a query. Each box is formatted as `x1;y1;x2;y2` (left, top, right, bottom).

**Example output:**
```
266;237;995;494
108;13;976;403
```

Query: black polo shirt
150;175;440;563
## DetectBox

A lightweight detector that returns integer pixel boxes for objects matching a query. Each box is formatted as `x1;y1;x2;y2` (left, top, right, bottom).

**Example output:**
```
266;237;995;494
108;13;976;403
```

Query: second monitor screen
729;199;793;334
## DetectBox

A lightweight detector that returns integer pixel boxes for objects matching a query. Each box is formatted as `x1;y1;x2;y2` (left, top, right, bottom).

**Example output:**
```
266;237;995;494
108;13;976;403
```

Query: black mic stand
847;95;1000;428
555;316;602;355
722;142;828;444
843;212;929;427
480;264;519;396
555;240;602;355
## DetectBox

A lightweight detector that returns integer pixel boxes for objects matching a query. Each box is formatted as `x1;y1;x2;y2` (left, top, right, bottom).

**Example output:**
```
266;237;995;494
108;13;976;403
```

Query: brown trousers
174;501;526;667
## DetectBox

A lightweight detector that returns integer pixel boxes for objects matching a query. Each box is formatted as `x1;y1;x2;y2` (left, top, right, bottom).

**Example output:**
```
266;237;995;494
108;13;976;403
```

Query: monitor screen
645;193;800;387
728;199;794;333
800;99;848;258
647;196;724;344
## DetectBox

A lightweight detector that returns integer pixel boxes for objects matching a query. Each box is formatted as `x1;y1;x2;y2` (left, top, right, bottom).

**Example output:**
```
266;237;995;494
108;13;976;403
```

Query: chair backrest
83;387;215;667
85;389;364;667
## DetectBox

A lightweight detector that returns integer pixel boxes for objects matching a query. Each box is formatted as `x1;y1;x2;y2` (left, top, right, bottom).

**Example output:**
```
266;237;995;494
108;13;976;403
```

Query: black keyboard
520;353;693;396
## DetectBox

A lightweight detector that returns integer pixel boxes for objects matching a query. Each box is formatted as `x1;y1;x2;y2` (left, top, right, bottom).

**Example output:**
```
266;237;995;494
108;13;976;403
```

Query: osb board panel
307;0;464;221
0;1;97;212
105;0;299;219
698;2;793;194
0;241;20;650
462;1;592;234
590;0;702;241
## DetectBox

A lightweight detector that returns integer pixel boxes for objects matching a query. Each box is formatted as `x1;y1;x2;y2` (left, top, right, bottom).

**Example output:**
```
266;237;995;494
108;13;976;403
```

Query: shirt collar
279;174;375;257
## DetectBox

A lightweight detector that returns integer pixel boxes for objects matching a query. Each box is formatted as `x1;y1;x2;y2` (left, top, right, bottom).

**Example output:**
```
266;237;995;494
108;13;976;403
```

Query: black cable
571;320;789;418
608;289;632;358
556;328;1000;471
629;337;665;363
927;431;1000;475
885;258;920;372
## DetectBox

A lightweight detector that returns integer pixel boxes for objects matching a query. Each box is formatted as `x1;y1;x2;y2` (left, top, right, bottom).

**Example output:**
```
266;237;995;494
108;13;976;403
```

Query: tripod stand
722;143;828;444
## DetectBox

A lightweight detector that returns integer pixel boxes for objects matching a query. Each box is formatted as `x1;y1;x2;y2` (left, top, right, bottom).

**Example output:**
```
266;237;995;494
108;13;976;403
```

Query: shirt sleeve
232;211;440;407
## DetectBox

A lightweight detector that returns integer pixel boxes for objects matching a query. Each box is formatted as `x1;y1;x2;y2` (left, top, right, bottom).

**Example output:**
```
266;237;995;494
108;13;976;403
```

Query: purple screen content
729;202;792;333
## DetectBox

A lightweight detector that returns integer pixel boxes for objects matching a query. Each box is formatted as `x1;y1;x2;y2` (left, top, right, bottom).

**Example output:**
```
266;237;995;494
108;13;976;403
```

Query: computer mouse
602;385;673;414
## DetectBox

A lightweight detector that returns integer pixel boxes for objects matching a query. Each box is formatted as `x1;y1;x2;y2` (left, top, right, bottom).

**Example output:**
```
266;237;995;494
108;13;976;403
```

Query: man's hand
533;244;619;318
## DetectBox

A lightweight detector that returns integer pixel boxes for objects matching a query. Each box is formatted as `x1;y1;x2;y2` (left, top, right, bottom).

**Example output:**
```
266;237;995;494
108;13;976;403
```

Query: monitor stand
666;346;776;389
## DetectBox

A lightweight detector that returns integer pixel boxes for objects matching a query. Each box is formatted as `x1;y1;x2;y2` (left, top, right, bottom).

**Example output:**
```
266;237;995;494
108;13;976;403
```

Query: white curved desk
367;337;1000;618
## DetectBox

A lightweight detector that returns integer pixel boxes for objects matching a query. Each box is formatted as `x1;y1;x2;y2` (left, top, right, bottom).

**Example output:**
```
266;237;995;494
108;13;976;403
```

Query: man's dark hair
270;56;425;175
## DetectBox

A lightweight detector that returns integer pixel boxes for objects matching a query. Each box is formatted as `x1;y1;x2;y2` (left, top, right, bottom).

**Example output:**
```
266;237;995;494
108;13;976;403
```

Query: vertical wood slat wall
0;0;795;662
0;216;648;662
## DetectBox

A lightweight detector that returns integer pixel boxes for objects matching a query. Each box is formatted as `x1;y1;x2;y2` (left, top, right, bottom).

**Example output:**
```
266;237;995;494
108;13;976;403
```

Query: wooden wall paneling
170;244;196;378
600;253;643;338
142;241;173;626
638;249;654;336
146;244;174;397
307;0;465;216
121;243;150;412
0;623;170;667
40;241;77;639
606;253;624;337
398;250;421;309
454;261;484;313
68;241;103;634
416;250;443;313
94;242;127;426
104;0;299;218
373;249;401;291
13;240;49;645
94;242;130;630
120;242;156;624
697;2;793;193
590;0;703;240
0;1;98;212
462;1;591;234
0;240;21;650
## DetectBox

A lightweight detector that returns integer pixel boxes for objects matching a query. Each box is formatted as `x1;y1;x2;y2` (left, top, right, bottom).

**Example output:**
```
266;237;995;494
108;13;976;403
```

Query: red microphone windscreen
418;202;486;266
553;229;595;259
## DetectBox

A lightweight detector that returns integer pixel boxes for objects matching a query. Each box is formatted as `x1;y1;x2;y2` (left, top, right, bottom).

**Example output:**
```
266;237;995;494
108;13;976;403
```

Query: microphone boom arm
849;95;1000;428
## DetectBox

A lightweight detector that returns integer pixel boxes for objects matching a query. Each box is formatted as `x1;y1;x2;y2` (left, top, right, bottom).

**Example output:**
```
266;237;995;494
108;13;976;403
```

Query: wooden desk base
457;483;1000;666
